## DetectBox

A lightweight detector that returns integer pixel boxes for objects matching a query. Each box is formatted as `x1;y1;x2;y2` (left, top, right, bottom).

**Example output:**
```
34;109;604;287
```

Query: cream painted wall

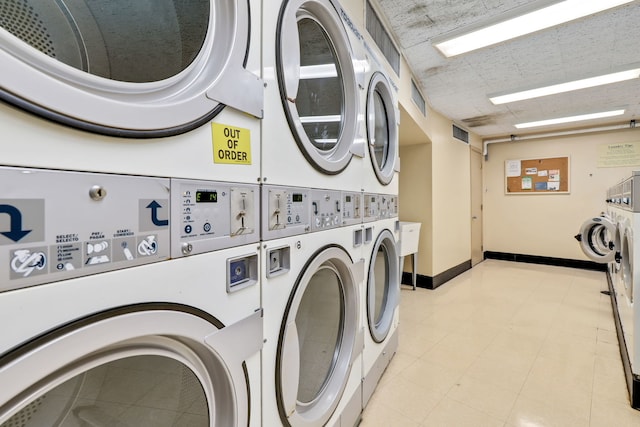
484;128;640;260
399;143;433;274
430;113;472;274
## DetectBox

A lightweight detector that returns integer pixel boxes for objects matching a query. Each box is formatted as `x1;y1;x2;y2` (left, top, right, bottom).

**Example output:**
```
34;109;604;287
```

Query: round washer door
277;0;360;174
366;72;399;185
276;246;360;426
367;229;400;343
0;0;262;135
0;306;262;427
576;216;617;263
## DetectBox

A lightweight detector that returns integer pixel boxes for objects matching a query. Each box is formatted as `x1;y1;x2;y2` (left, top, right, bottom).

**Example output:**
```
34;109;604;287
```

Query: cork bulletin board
505;157;570;194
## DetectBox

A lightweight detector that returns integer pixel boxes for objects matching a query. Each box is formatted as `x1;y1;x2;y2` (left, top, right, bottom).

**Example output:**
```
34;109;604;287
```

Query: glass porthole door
366;72;399;185
277;0;363;174
276;247;360;426
0;307;262;427
367;229;399;343
575;216;617;263
0;0;263;135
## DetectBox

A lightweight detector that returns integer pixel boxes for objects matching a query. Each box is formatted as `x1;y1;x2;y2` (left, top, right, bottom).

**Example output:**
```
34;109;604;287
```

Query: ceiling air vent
453;124;469;143
365;1;400;76
411;80;426;116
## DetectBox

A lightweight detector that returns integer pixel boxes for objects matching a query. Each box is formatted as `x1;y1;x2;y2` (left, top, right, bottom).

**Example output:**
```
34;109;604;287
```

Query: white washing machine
613;173;640;408
0;168;263;426
260;185;365;426
361;202;400;407
0;0;263;184
607;184;624;292
577;174;640;408
261;0;366;192
359;31;401;196
0;2;266;422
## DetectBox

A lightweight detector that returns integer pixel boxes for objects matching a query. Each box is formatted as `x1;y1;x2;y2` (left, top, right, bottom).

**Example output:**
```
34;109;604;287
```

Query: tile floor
360;259;640;427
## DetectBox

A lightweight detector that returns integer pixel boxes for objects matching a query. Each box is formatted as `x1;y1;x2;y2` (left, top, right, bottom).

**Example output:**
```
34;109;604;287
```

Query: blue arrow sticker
146;200;169;227
139;199;169;232
0;200;44;245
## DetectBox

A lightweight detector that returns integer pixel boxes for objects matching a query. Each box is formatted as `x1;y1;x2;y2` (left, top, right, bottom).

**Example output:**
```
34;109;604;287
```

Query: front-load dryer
577;174;640;409
361;215;400;408
261;0;366;192
261;185;365;426
0;0;263;184
0;168;263;426
359;31;400;196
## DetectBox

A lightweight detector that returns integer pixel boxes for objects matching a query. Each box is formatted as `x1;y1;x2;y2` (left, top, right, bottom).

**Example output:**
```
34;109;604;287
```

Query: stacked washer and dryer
577;174;640;408
261;0;366;425
260;0;401;424
0;1;265;426
0;0;401;425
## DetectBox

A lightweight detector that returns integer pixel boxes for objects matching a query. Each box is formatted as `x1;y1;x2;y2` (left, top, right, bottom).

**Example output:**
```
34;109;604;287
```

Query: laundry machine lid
276;0;363;175
575;216;617;263
367;228;399;343
366;71;399;185
0;305;263;426
0;0;263;136
276;246;361;426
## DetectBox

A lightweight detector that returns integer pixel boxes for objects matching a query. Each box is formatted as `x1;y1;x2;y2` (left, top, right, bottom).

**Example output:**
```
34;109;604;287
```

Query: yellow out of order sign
212;123;251;165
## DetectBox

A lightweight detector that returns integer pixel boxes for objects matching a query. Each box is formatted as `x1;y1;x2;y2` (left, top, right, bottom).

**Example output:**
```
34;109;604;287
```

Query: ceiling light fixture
433;0;634;57
515;109;625;129
489;67;640;104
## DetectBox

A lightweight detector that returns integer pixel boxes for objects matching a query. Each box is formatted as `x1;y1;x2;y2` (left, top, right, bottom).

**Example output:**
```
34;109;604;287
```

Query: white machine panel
0;167;170;291
310;189;342;232
170;179;260;258
341;191;363;226
364;193;380;223
380;194;399;219
262;186;355;240
262;186;311;241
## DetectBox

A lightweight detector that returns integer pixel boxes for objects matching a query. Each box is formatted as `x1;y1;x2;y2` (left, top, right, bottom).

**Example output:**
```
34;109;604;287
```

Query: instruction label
212;123;251;165
597;141;640;167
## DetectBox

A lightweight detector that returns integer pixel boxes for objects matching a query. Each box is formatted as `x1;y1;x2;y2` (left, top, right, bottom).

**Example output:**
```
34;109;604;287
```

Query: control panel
170;179;259;258
363;193;380;223
262;185;359;240
310;189;342;232
380;194;399;219
0;167;170;291
341;192;362;226
606;171;640;212
262;185;311;240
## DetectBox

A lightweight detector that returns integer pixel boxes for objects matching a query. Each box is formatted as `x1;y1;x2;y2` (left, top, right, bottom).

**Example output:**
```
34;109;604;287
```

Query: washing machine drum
0;0;263;135
575;216;617;263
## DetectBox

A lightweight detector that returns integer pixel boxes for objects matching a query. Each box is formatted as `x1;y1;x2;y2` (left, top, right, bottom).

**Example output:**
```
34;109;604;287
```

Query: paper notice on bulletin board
598;141;640;167
506;160;521;177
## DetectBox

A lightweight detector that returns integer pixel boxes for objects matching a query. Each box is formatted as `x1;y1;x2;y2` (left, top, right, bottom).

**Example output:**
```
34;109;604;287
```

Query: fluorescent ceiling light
299;64;337;79
490;67;640;104
515;109;625;129
299;115;341;123
434;0;634;57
